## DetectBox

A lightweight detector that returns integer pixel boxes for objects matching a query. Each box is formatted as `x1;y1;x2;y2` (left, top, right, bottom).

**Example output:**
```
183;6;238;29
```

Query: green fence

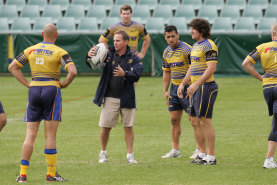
0;33;271;76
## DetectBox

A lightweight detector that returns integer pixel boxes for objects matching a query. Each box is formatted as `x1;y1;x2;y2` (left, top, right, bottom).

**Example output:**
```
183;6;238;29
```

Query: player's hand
135;52;145;59
59;81;69;89
186;83;200;98
164;91;171;106
177;84;184;98
88;45;96;58
113;65;125;77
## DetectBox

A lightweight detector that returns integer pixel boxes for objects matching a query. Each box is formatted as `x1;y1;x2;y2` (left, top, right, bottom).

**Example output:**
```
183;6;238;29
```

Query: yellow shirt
14;42;74;87
100;21;149;53
162;41;192;85
190;39;218;83
247;40;277;86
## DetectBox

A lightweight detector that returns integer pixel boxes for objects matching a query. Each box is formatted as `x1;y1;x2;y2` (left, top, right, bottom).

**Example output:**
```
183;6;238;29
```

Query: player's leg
170;110;183;150
121;108;137;163
187;114;200;159
99;97;120;163
0;101;7;132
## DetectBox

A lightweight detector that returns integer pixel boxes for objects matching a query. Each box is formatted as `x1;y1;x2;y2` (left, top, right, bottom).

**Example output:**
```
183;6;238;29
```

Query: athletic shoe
16;175;26;182
99;151;107;163
195;156;217;165
190;149;200;159
263;159;277;169
161;150;181;158
127;154;137;164
46;173;68;182
190;156;202;163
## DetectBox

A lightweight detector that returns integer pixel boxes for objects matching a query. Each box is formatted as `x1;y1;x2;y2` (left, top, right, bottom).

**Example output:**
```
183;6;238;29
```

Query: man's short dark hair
164;25;178;34
120;4;132;13
189;18;211;39
115;30;130;41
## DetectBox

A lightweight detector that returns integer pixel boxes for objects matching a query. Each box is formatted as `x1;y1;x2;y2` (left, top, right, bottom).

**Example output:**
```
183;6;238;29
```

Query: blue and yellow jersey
100;21;149;53
14;42;74;87
247;40;277;86
162;41;192;85
190;39;218;83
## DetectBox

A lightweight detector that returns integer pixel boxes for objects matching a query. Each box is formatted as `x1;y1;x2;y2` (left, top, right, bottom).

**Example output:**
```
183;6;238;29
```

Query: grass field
0;76;276;185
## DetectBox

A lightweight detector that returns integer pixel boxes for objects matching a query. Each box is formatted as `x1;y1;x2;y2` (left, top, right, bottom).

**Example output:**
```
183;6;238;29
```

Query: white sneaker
190;149;200;159
127;154;137;164
263;159;277;169
161;150;181;158
99;151;107;163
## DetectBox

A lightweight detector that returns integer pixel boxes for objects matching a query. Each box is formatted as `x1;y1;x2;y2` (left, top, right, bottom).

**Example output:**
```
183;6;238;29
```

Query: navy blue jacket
86;46;144;108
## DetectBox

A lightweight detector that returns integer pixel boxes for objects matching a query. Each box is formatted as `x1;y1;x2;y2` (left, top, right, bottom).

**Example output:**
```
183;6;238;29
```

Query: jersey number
35;58;44;65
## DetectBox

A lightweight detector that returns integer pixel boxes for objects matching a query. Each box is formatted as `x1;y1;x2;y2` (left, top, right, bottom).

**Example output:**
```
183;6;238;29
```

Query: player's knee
171;118;180;126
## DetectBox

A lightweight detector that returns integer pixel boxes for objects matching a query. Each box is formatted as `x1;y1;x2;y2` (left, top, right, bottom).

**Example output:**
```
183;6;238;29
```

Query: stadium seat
0;0;2;6
234;17;255;31
11;18;31;31
65;5;85;24
78;17;98;32
153;5;173;24
175;5;195;24
220;5;241;24
115;0;136;7
137;0;158;10
49;0;69;11
33;17;53;31
0;5;18;24
87;5;106;24
198;5;218;24
145;17;165;33
6;0;26;11
133;5;150;24
20;5;40;24
71;0;91;11
272;0;277;5
99;17;120;31
212;17;233;31
109;6;121;18
28;0;48;11
132;17;142;24
94;0;114;11
243;5;263;24
42;5;62;24
160;0;180;10
265;5;277;18
257;18;276;31
204;0;224;10
0;18;9;31
56;17;76;32
181;0;202;10
226;0;246;9
168;17;187;33
248;0;268;9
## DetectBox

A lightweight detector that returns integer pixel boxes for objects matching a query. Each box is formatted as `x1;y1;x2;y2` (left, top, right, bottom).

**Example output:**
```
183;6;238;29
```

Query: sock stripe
44;149;57;154
20;160;29;166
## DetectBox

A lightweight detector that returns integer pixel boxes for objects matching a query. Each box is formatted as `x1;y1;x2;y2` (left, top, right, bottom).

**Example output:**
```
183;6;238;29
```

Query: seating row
0;17;275;32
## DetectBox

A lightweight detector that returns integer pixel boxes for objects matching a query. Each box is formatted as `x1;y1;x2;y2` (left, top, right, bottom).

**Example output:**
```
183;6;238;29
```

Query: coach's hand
163;91;171;106
113;65;125;77
177;84;184;98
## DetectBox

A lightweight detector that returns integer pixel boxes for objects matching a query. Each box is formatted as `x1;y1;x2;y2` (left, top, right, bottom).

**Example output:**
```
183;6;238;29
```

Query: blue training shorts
263;84;277;116
190;82;218;118
24;86;62;122
168;83;190;113
0;101;5;114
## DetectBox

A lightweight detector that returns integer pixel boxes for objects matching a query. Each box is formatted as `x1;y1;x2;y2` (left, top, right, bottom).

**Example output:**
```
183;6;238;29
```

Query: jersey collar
197;39;208;44
120;21;133;27
41;42;54;44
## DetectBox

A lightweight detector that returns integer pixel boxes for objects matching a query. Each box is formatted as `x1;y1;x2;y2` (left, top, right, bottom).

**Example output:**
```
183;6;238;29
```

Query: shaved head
43;24;57;38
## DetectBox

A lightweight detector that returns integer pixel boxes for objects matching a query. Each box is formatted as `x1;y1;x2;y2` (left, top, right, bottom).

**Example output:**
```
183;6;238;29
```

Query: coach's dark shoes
46;173;68;182
16;175;26;182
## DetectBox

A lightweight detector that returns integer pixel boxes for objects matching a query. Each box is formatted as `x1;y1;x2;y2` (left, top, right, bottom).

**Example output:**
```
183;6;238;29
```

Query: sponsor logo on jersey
265;47;277;53
169;62;185;67
31;49;54;56
191;56;200;61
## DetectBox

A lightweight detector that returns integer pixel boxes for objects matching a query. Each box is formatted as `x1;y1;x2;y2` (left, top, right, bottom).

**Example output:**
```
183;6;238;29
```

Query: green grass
0;76;275;185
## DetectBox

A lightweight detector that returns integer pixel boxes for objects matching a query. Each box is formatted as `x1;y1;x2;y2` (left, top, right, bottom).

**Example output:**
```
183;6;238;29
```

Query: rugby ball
91;43;108;65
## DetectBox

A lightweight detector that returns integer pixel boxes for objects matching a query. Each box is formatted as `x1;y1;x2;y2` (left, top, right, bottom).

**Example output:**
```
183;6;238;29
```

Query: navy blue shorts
263;84;277;116
24;86;62;122
190;82;218;118
168;83;190;113
0;101;5;114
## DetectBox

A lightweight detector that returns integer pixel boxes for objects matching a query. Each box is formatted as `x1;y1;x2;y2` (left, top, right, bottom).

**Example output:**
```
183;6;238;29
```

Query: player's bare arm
177;67;191;98
59;64;77;89
163;70;171;106
242;57;263;81
137;36;151;59
8;61;30;88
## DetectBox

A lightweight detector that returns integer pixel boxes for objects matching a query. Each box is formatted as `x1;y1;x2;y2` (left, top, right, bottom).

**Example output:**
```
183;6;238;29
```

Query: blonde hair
271;23;277;33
